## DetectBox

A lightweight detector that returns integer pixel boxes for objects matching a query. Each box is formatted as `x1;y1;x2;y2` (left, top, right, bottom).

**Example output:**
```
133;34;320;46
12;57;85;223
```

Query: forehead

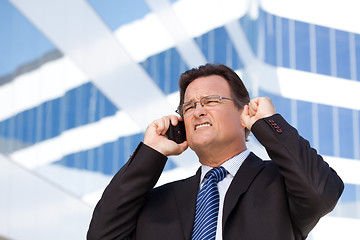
184;75;231;101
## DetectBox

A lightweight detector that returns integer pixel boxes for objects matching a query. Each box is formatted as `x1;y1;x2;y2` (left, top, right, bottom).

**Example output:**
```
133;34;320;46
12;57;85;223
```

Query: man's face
183;75;245;153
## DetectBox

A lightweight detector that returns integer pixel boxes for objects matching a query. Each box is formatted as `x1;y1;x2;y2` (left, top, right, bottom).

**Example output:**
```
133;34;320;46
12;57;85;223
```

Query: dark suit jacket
87;114;344;240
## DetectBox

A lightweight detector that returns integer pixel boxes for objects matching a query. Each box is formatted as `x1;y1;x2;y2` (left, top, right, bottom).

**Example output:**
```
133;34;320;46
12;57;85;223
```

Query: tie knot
205;166;228;183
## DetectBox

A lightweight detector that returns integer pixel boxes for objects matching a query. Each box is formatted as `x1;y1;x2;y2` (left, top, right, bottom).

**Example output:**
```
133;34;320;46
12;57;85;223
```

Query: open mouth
195;123;211;130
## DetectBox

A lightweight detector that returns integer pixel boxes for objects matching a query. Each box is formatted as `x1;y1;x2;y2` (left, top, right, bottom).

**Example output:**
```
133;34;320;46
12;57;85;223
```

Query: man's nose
193;102;207;117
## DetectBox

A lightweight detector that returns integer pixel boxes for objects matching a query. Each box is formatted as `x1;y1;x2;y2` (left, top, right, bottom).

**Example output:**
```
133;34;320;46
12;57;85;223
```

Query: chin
188;136;214;150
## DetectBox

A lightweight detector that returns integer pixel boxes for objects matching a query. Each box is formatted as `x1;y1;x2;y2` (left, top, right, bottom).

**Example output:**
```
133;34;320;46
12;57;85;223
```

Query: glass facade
1;0;359;239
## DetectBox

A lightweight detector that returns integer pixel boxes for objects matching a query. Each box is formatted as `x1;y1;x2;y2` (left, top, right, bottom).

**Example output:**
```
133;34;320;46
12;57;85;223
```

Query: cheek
184;120;192;137
217;111;242;132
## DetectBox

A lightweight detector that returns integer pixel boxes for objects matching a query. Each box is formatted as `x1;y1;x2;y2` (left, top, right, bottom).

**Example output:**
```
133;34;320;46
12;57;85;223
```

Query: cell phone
167;121;186;144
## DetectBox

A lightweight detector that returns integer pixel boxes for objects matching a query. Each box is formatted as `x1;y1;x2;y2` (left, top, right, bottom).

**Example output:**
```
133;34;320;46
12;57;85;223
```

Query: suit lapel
222;152;265;227
173;168;201;240
173;154;265;238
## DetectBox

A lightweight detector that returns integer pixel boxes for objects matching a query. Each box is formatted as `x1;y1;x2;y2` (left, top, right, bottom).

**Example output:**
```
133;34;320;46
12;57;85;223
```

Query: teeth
195;123;211;130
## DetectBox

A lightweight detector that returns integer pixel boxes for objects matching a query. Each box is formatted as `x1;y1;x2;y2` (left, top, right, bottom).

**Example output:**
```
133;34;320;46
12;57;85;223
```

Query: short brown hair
178;63;250;139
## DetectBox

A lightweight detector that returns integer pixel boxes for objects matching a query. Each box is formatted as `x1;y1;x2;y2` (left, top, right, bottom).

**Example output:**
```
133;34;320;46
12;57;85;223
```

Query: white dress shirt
199;149;250;240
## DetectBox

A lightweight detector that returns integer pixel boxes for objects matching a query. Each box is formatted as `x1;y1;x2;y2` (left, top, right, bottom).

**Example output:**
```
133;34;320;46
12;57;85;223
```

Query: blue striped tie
191;166;228;240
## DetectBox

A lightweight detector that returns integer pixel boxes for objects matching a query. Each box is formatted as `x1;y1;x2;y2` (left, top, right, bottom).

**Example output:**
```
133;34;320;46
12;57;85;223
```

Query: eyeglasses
176;95;237;116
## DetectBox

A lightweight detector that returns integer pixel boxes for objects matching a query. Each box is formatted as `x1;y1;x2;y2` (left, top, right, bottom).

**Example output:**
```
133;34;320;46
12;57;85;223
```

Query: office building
1;0;359;239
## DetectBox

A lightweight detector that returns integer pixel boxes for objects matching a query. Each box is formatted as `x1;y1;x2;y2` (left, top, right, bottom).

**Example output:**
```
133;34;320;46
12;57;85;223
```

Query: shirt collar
200;149;250;183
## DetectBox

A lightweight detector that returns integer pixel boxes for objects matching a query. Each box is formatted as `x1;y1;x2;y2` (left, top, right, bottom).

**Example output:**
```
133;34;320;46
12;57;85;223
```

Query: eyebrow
184;95;210;102
183;97;198;103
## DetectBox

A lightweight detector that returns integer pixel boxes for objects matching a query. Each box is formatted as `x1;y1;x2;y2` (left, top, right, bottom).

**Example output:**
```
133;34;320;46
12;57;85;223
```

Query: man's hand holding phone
144;115;188;156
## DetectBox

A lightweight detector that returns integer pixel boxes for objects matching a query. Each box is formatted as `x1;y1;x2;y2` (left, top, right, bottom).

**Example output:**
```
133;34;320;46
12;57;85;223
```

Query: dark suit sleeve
251;114;344;237
87;142;168;240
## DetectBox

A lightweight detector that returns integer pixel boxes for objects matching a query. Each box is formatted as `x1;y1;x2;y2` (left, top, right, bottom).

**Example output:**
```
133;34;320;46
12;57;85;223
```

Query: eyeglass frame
176;95;238;116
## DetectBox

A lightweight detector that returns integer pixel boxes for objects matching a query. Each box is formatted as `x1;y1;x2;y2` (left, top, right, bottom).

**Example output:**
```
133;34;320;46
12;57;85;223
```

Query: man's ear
239;108;246;129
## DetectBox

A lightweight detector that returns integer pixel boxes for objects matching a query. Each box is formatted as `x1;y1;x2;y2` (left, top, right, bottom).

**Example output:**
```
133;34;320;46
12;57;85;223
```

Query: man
87;64;344;239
